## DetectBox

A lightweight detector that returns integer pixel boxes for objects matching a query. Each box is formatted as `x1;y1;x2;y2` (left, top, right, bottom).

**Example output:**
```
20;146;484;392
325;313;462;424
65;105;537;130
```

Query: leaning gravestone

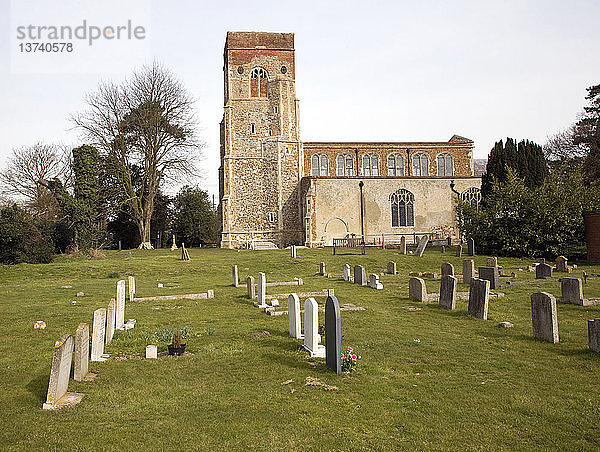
556;256;570;273
91;308;107;362
73;323;89;382
415;235;429;257
468;278;490;320
439;275;457;310
247;276;255;299
254;273;267;307
536;263;553;279
106;298;116;345
288;293;302;339
485;257;498;267
531;292;559;343
43;334;84;410
463;259;475;285
409;277;427;302
456;244;463;257
387;261;397;275
343;264;351;282
560;278;586;305
319;262;326;276
478;266;500;290
400;236;407;254
441;263;454;277
467;238;475;256
116;280;126;330
588;319;600;353
354;265;367;286
368;274;383;289
232;265;239;287
128;276;135;300
325;295;342;375
303;298;325;357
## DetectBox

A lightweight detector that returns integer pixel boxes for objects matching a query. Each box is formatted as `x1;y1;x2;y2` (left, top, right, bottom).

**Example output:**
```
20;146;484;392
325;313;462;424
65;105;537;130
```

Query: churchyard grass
1;247;600;450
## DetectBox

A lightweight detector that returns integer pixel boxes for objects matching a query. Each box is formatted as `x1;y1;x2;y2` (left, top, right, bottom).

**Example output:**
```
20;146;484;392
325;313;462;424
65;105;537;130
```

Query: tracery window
390;189;415;227
311;154;329;176
412;153;429;176
250;67;268;97
437;153;454;176
361;154;379;176
387;153;405;176
336;154;354;176
461;187;481;210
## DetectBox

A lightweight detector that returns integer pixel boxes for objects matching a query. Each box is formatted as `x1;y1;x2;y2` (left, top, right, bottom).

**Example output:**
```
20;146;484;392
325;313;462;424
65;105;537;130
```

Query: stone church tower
219;32;303;249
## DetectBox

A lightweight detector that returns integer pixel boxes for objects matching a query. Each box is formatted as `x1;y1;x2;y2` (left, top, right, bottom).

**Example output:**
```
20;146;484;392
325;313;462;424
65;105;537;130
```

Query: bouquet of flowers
341;346;361;373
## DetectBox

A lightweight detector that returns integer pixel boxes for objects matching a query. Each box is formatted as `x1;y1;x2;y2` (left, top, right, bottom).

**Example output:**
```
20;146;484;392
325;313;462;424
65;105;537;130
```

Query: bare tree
71;62;203;248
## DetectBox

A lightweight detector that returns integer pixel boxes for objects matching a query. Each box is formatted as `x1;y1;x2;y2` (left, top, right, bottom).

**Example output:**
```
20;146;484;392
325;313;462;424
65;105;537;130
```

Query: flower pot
167;343;186;356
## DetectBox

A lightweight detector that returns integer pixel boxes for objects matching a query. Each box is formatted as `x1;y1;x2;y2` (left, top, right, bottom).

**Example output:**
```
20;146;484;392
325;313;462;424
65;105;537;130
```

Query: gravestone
536;258;546;264
254;272;267;307
387;261;397;275
303;298;325;357
560;278;586;305
456;245;463;257
247;276;255;299
73;323;89;382
415;235;429;257
556;256;570;273
536;263;553;279
463;259;475;285
400;236;407;254
441;263;454;277
43;334;84;410
478;266;500;290
468;278;490;320
467;238;475;256
288;293;303;339
354;265;367;286
441;245;446;253
91;308;107;362
232;265;239;287
486;257;498;267
116;280;126;330
106;298;116;345
439;275;457;310
128;276;135;300
325;295;342;375
343;264;351;282
409;277;427;302
368;273;383;290
588;319;600;353
290;245;296;258
146;345;157;359
327;288;335;297
319;262;326;276
531;292;559;343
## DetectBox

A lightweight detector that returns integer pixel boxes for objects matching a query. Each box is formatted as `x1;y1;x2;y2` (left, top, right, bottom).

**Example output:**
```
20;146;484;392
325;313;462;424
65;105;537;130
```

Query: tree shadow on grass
26;374;49;403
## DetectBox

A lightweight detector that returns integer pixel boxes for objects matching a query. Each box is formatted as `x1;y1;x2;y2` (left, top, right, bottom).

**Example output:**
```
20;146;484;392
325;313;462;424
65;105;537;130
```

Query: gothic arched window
250;67;268;97
361;154;379;176
311;154;329;176
336;153;354;176
390;189;415;227
387;153;405;176
412;153;429;176
461;187;481;210
437;153;454;176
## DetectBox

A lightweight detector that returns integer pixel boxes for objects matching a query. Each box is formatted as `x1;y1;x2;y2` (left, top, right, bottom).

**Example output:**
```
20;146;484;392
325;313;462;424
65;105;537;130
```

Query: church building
218;32;481;249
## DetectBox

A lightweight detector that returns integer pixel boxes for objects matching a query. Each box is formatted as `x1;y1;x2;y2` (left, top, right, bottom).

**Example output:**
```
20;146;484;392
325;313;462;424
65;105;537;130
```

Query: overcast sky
1;0;599;199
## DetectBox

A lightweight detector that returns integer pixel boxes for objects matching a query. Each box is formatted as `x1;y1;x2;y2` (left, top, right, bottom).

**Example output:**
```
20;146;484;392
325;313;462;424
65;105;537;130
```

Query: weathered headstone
463;259;475;285
290;245;296;258
232;265;239;287
588;319;600;353
536;258;546;264
439;275;457;310
288;293;302;339
145;345;157;359
254;272;267;307
91;308;107;362
325;295;342;375
409;277;427;302
456;244;463;257
536;263;553;279
467;238;475;256
560;278;586;305
415;235;429;257
468;278;489;320
485;257;498;267
400;236;407;254
343;264;351;282
247;276;255;299
73;323;89;382
128;275;135;300
327;288;335;297
478;266;500;290
556;256;570;273
303;298;325;357
441;263;454;277
387;261;397;275
43;334;84;410
106;298;116;345
319;262;326;276
441;245;446;253
116;279;126;330
368;273;383;290
354;265;367;286
531;292;559;343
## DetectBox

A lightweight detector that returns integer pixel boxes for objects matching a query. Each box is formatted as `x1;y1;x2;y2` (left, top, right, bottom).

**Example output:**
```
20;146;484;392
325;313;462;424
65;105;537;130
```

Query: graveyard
2;246;600;450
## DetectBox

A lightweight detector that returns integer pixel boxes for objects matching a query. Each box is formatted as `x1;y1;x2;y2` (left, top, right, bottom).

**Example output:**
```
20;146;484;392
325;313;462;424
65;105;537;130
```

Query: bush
0;205;54;264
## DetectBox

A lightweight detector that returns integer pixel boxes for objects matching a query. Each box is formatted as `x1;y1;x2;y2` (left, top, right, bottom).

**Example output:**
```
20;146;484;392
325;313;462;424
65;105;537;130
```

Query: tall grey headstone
588;319;600;353
128;275;135;300
91;308;107;362
467;238;475;256
106;298;116;345
441;263;454;277
343;264;351;282
439;275;457;310
43;334;83;410
232;265;239;287
116;279;126;330
368;273;383;289
255;272;267;307
463;259;475;285
531;292;559;343
456;244;463;257
288;293;302;339
536;263;553;279
354;265;367;286
247;276;255;299
73;323;89;382
291;245;296;258
409;277;427;302
325;295;342;375
560;278;585;305
468;278;489;320
319;262;326;276
387;261;397;275
400;236;407;254
415;235;429;257
478;266;500;290
303;298;325;357
556;256;569;272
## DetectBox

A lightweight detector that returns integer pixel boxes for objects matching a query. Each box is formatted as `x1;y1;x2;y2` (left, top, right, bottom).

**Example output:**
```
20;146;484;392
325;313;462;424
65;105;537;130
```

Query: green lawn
1;247;599;451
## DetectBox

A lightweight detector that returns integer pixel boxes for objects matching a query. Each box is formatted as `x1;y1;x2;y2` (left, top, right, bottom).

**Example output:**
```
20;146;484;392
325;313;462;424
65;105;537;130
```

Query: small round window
237;66;244;74
280;65;287;74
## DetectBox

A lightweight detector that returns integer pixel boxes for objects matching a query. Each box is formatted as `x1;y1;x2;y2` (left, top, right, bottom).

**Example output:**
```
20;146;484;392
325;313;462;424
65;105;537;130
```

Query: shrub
0;205;54;264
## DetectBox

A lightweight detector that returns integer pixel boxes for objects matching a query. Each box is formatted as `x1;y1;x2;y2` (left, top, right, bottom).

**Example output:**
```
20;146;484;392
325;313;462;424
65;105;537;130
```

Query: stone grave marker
456;244;463;257
325;295;342;375
128;276;135;300
536;258;546;264
400;236;407;254
441;245;446;253
478;266;500;290
319;262;326;276
536;263;553;279
43;334;84;410
254;272;267;308
468;278;490;320
247;276;256;299
288;293;303;339
463;259;475;285
387;261;397;275
368;274;383;290
415;235;429;257
232;265;239;287
303;298;325;358
531;292;559;343
116;280;126;330
354;265;367;286
146;345;157;359
560;278;586;305
409;277;427;302
467;238;475;256
91;308;107;362
588;319;600;353
343;264;351;282
486;257;498;267
106;298;116;345
441;263;454;277
439;275;457;310
291;245;296;258
556;256;571;273
73;323;89;382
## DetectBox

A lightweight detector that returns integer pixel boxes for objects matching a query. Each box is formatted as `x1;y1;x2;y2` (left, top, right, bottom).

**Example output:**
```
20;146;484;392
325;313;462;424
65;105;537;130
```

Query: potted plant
167;329;186;356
